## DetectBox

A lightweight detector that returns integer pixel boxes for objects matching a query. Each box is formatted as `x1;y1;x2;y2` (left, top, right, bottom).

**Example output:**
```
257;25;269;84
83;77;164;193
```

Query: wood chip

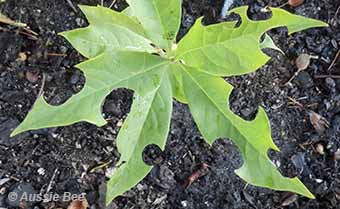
309;111;329;134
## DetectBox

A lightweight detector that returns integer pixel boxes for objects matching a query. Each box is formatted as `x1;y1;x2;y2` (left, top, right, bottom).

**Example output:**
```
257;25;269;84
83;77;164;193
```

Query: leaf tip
9;129;19;137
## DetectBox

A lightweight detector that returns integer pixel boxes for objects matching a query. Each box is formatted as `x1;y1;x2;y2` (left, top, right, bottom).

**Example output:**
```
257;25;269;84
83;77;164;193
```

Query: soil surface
0;0;339;208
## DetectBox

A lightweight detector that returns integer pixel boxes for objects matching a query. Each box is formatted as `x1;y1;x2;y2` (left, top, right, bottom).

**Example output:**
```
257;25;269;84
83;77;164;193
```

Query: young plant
11;0;327;204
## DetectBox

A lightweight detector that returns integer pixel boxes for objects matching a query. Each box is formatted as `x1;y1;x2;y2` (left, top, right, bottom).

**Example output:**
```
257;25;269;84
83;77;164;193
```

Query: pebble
116;120;123;127
37;168;46;176
75;18;84;26
181;200;188;207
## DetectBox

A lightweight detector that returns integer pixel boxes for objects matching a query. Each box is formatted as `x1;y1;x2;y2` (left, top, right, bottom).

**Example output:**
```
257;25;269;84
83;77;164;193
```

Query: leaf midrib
182;66;267;158
62;59;170;106
176;32;258;61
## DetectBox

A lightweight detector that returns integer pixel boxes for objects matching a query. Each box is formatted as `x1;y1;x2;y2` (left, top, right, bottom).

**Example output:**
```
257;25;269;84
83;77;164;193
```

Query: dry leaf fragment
182;163;209;189
67;199;88;209
295;53;312;71
288;0;304;7
309;111;329;134
285;53;318;85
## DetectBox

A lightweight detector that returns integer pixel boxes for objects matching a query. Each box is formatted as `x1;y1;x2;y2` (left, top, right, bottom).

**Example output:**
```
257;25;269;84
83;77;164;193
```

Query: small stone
75;18;84;26
136;184;144;191
116;120;123;127
315;179;323;183
181;200;188;207
37;168;46;176
315;143;325;155
16;52;27;62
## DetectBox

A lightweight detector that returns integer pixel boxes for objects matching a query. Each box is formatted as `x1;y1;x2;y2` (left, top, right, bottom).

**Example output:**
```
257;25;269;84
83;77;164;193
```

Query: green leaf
174;6;327;76
60;5;154;58
260;33;285;55
11;51;170;136
168;63;187;103
125;0;182;49
11;3;328;204
181;65;314;198
106;73;172;203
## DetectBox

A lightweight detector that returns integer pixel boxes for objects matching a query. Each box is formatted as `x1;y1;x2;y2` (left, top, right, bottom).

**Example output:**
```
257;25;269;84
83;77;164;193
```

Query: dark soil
0;0;339;208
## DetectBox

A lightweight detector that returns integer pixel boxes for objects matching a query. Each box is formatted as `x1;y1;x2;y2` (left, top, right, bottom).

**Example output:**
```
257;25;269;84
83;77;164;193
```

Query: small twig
314;74;340;79
65;0;77;12
220;0;234;18
89;160;113;173
0;26;38;40
278;2;289;8
23;27;39;36
335;5;340;18
38;73;46;98
287;96;306;110
109;0;117;9
18;30;38;40
284;71;300;85
328;50;340;71
47;52;67;57
9;176;20;181
46;168;58;193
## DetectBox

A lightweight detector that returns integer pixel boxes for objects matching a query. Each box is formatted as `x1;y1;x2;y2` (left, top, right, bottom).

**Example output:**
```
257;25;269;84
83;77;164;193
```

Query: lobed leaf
181;65;314;198
125;0;182;49
174;6;327;76
11;3;328;205
11;52;170;136
107;74;172;203
60;5;154;58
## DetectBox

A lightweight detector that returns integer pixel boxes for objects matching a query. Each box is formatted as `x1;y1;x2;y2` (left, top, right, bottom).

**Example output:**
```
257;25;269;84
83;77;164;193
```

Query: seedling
11;0;327;204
